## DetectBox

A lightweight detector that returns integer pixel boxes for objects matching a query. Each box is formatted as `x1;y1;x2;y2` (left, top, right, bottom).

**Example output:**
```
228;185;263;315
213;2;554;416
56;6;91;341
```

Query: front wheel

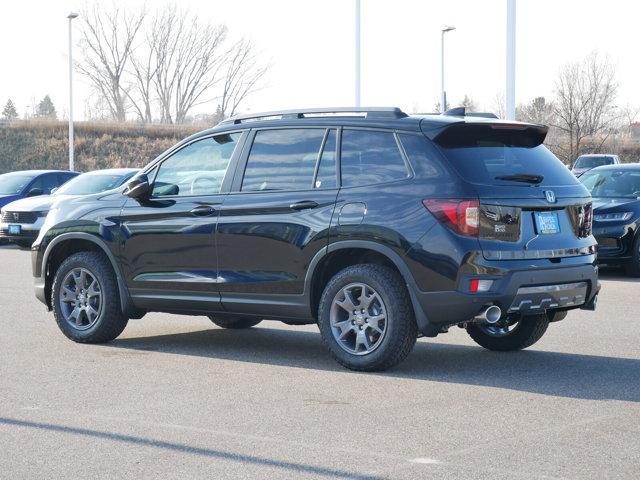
52;251;129;343
317;264;417;372
625;235;640;277
466;314;549;351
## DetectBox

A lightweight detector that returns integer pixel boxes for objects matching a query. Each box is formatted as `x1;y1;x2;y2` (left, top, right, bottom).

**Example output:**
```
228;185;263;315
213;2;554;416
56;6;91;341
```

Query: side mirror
124;173;151;199
27;188;44;197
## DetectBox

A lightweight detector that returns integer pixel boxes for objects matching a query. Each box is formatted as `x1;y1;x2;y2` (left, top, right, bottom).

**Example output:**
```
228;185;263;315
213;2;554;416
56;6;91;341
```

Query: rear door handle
190;205;217;216
289;200;319;211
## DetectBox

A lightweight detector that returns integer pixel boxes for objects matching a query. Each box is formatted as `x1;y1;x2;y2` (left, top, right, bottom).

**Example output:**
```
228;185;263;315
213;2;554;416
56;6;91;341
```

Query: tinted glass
340;130;408;186
0;173;37;195
153;133;240;197
30;174;59;194
314;129;337;189
575;156;614;169
55;173;135;195
398;134;445;179
580;169;640;198
242;129;325;191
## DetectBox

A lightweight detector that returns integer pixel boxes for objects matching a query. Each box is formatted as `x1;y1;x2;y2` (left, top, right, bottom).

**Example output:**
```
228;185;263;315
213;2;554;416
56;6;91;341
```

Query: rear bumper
410;262;600;336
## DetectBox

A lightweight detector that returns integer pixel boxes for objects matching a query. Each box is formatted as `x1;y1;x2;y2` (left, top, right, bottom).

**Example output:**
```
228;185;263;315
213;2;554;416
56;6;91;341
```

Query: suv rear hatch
425;120;594;260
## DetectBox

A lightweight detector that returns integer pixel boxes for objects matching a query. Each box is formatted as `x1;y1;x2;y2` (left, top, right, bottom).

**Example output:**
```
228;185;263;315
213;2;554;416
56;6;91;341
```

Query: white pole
506;0;516;120
355;0;361;107
440;30;445;112
67;13;78;171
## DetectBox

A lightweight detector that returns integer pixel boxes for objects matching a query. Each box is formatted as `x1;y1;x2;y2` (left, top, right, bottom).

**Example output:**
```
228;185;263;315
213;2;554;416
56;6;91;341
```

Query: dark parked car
571;154;620;177
579;163;640;275
31;107;599;371
0;170;78;245
0;168;138;248
0;170;78;210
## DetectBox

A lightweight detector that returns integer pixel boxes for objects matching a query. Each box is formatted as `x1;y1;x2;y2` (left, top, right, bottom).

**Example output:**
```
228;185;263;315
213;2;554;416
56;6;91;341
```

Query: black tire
317;264;417;372
52;251;128;343
208;316;262;329
624;235;640;277
466;314;549;351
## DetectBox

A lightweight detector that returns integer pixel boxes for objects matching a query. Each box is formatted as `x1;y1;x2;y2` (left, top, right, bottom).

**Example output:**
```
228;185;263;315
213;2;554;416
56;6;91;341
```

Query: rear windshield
435;125;578;186
574;156;614;169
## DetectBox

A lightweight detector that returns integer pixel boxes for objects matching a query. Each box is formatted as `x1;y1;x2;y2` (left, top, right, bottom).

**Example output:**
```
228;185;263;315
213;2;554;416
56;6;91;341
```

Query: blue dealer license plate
8;224;21;235
535;212;560;234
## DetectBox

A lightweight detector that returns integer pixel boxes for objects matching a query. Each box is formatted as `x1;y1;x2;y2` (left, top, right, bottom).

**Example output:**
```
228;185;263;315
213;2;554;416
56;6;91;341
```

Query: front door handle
289;200;319;211
190;205;216;216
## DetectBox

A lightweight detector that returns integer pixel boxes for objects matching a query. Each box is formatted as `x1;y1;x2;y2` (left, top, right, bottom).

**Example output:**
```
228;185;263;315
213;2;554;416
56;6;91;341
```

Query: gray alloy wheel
329;282;388;355
59;267;103;330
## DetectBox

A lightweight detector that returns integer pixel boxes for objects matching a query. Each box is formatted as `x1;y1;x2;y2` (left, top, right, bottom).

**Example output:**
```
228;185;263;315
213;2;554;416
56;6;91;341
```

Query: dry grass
0;119;202;173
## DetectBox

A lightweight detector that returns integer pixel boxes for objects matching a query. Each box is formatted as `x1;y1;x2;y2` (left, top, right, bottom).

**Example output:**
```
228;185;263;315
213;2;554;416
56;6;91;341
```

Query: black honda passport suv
32;107;600;371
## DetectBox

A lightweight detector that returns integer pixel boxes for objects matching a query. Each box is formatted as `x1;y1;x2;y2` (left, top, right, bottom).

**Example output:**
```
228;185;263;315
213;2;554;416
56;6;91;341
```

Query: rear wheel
466;314;549;351
208;316;262;329
317;264;417;371
52;251;128;343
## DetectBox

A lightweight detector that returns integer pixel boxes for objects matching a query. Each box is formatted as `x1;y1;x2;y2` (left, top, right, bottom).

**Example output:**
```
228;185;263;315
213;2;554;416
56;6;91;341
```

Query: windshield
574;156;613;169
55;173;132;195
0;173;36;195
580;169;640;198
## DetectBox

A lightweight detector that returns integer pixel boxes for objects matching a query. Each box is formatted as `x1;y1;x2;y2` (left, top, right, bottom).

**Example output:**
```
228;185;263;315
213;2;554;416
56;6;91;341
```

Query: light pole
67;12;79;171
355;0;361;107
440;25;455;113
506;0;516;120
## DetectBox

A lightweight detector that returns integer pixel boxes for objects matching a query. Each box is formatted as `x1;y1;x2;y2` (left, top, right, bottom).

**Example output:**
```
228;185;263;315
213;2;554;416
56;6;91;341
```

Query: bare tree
552;51;619;162
517;96;555;125
127;32;158;123
151;7;228;124
490;92;506;119
218;38;269;118
458;94;476;112
78;4;145;122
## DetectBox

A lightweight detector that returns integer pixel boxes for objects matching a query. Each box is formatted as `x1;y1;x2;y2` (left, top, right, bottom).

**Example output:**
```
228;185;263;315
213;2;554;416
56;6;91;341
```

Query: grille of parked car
1;211;37;224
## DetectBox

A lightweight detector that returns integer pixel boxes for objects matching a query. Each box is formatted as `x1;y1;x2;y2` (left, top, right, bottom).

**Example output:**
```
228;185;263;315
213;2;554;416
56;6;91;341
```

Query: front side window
152;133;240;197
340;129;409;187
30;174;59;194
242;129;325;191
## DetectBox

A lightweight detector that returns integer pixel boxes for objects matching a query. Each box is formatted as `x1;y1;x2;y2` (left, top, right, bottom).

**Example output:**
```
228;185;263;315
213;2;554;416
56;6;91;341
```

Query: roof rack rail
219;107;409;125
442;107;498;119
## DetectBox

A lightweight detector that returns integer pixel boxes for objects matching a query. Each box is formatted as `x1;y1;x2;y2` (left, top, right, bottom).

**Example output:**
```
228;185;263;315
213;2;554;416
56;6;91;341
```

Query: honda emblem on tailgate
544;190;556;203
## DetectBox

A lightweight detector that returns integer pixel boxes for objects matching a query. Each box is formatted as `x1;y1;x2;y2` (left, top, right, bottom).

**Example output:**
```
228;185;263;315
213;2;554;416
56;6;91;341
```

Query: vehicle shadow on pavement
598;269;640;283
111;326;640;403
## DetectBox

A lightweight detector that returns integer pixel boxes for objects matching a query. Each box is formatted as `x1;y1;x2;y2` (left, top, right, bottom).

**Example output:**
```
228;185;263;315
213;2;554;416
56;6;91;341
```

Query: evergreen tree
36;95;57;119
2;99;18;120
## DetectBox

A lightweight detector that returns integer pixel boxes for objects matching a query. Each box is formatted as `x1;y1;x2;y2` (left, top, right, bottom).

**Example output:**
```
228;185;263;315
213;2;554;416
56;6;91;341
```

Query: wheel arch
305;240;431;333
41;233;133;316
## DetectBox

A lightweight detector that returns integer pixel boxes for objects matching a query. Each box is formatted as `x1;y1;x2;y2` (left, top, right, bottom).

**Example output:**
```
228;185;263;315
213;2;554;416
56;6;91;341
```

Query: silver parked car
571;154;620;177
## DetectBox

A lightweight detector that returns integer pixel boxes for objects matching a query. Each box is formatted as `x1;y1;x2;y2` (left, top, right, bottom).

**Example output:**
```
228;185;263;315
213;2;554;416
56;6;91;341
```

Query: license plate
8;225;21;235
535;212;560;234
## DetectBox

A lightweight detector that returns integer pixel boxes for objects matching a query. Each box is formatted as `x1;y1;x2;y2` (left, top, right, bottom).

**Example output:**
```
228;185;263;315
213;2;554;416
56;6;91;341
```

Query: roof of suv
204;107;544;138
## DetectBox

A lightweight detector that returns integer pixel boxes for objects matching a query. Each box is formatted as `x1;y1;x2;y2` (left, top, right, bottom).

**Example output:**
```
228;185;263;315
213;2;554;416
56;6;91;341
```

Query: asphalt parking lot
0;246;638;479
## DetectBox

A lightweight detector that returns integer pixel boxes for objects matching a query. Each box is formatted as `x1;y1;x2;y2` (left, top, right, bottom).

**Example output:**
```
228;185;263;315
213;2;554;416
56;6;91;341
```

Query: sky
0;0;638;120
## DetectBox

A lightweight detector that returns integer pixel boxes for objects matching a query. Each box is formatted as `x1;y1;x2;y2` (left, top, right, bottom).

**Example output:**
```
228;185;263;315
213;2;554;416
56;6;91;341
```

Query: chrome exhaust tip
475;305;502;324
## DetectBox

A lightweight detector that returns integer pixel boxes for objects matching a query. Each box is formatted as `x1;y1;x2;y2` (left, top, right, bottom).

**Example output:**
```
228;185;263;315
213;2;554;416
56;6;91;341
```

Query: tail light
423;198;479;237
569;202;593;238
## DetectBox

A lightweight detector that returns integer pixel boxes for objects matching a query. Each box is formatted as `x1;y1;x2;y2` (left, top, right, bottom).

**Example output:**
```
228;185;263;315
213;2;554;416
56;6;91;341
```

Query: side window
242;129;325;191
57;173;75;187
314;129;337;189
152;133;240;197
398;134;444;179
31;174;59;194
340;130;409;187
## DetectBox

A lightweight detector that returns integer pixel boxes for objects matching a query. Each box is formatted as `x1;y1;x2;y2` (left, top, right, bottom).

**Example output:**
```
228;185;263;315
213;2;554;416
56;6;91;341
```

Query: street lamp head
67;12;79;20
442;25;456;33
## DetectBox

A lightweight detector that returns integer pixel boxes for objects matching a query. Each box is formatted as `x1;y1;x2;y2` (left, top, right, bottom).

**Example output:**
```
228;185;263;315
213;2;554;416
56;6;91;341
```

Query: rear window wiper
495;173;544;184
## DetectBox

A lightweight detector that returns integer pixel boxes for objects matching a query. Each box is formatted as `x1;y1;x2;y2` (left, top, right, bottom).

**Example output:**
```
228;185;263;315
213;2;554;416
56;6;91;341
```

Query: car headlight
593;212;633;222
